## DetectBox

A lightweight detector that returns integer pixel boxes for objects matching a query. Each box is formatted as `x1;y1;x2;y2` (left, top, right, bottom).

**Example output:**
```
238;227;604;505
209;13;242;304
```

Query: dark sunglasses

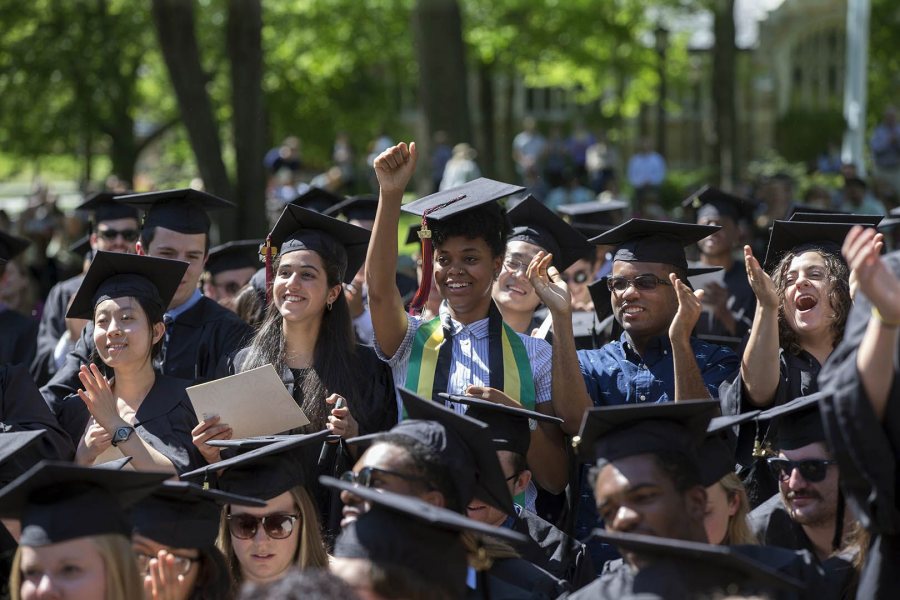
340;466;432;489
767;457;837;483
97;228;139;242
226;512;300;540
607;274;672;293
561;270;590;284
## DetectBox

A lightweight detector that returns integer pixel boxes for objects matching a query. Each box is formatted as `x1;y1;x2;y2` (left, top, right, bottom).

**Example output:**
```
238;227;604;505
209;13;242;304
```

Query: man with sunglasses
528;218;740;435
749;395;856;565
31;192;140;386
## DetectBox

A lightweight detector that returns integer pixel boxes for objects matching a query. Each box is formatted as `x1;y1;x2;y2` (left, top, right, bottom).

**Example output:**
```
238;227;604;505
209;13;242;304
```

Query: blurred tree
711;0;736;186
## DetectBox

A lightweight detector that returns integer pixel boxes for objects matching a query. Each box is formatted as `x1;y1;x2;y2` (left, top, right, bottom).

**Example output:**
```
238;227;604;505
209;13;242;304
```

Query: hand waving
526;251;572;316
668;273;704;344
76;364;120;431
744;245;779;310
843;226;900;321
374;142;418;197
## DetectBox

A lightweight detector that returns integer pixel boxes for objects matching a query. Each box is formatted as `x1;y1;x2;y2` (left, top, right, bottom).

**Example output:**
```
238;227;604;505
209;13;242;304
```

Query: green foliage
746;150;843;197
868;0;900;128
774;106;845;164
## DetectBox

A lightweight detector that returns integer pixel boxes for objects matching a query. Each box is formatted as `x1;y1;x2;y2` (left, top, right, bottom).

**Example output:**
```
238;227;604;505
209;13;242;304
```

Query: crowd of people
0;132;898;600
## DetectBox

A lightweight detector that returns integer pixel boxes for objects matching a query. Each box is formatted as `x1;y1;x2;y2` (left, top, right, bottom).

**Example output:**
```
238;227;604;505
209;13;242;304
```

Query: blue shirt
165;289;203;322
577;332;739;406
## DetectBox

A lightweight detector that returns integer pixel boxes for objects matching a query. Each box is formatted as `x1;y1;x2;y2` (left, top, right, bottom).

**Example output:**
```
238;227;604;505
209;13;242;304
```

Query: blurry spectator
366;130;395;192
816;141;842;174
565;121;596;179
585;131;620;193
757;172;796;226
310;166;347;193
542;127;570;189
870;106;900;195
439;143;481;190
626;138;666;217
512;116;547;182
802;185;835;210
332;132;355;192
264;136;302;176
873;176;900;212
430;130;453;193
522;166;548;203
838;176;886;215
544;168;595;211
0;257;38;317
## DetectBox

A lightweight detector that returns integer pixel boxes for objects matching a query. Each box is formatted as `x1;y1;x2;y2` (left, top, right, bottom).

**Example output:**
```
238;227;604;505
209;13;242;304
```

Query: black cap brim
206;239;263;275
290;187;344;213
401;178;523;221
323;195;379;222
76;192;139;222
116;188;234;235
762;220;868;271
0;230;30;262
506;195;593;271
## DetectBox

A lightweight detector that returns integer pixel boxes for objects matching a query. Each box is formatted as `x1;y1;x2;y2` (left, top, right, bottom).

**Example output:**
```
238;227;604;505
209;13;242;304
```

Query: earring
327;301;333;311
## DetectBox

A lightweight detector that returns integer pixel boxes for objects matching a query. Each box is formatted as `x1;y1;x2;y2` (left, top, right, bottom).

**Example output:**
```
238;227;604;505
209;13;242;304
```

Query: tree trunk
712;0;737;187
227;0;268;239
411;0;472;146
477;59;496;177
150;0;234;215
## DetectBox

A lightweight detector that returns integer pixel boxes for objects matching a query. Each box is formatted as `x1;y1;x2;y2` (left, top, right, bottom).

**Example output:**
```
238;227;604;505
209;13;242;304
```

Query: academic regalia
0;363;73;464
30;273;84;386
0;230;37;368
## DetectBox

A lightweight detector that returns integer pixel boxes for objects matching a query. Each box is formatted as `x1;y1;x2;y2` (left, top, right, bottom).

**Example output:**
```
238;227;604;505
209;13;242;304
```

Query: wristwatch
111;426;135;447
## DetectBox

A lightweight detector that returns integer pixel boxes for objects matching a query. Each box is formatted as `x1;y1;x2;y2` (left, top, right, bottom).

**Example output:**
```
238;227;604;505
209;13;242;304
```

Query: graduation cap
323;195;379;223
93;456;134;470
76;191;138;223
588;219;721;271
401;178;524;314
115;188;234;235
68;234;92;260
574;400;720;475
757;394;825;451
762;219;872;271
66;251;188;319
0;230;30;263
262;203;371;286
0;461;168;546
699;411;760;486
206;240;262;276
557;200;630;238
180;430;330;500
682;185;758;223
290;187;344;213
322;476;527;599
784;203;848;220
788;212;883;226
437;393;563;457
590;530;803;595
0;431;47;487
132;480;265;549
506;195;593;271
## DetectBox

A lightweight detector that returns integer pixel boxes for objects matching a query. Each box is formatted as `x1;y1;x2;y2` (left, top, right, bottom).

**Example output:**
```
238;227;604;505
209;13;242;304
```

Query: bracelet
871;306;900;327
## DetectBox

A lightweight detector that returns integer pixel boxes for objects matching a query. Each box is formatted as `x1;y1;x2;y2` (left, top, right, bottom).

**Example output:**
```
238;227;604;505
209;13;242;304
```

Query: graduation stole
405;302;536;410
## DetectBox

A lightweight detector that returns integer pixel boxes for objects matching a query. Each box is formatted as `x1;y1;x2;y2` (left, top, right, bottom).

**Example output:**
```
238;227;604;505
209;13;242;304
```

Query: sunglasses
767;458;837;483
340;466;432;489
561;270;590;284
97;228;139;242
607;274;672;293
136;552;196;576
227;512;300;540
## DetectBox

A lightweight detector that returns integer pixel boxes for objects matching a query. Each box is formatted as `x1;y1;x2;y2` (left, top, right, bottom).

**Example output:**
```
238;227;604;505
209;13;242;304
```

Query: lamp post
655;24;669;159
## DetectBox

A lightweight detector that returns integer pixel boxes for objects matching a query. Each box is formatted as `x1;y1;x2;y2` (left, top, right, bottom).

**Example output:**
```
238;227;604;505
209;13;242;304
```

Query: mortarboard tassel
261;235;277;306
408;217;432;316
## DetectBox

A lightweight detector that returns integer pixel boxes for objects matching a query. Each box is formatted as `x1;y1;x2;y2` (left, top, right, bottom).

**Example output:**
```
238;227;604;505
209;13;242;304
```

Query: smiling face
697;215;736;258
492;241;542;315
780;251;837;342
609;261;679;342
433;236;502;323
19;538;107;600
272;251;341;325
229;492;301;586
92;217;140;254
92;297;165;369
777;442;839;528
142;227;207;310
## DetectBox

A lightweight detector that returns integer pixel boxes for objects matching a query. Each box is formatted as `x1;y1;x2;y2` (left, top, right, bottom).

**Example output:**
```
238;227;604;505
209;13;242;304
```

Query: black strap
832;489;845;551
431;319;454;401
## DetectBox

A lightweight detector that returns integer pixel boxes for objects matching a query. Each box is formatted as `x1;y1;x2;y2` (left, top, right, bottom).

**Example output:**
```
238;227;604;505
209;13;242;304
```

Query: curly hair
373;434;461;512
770;244;850;355
430;203;510;258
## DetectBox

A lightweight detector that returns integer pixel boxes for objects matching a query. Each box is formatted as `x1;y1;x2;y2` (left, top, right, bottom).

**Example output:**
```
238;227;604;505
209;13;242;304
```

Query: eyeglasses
502;256;536;275
504;471;523;483
607;274;672;293
136;553;196;576
226;512;301;540
767;458;837;483
561;270;590;285
340;466;432;489
97;228;139;242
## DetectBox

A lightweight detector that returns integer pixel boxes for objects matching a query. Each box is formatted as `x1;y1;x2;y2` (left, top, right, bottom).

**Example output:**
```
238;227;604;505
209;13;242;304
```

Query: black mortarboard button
398;388;515;515
180;430;330;500
323;195;379;223
264;204;371;285
0;230;30;263
699;411;760;486
784;203;848;220
762;220;874;271
323;476;527;599
438;393;562;457
66;252;188;319
588;218;720;271
574;400;720;468
206;240;262;276
0;461;168;546
757;394;826;451
0;431;46;486
290;187;344;213
115;188;234;235
682;185;758;223
76;191;139;223
506;195;593;271
132;480;265;549
590;530;803;594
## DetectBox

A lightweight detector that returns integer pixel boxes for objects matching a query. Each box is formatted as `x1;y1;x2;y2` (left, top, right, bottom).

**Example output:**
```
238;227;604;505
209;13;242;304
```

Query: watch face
113;427;134;445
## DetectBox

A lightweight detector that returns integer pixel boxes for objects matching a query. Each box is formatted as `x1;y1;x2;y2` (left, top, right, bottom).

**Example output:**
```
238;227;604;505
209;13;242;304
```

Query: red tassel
408;219;433;316
263;234;275;306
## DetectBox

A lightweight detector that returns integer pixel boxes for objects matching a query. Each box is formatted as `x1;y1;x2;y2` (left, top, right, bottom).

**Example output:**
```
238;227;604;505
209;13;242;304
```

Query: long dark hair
771;244;850;355
240;251;358;431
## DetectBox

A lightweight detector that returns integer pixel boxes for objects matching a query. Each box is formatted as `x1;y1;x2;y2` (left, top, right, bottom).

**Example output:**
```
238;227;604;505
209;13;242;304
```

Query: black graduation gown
56;373;203;474
41;296;252;416
692;260;756;342
0;363;74;477
467;557;568;600
0;309;37;368
749;494;815;553
511;508;595;590
818;251;900;599
30;274;83;386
